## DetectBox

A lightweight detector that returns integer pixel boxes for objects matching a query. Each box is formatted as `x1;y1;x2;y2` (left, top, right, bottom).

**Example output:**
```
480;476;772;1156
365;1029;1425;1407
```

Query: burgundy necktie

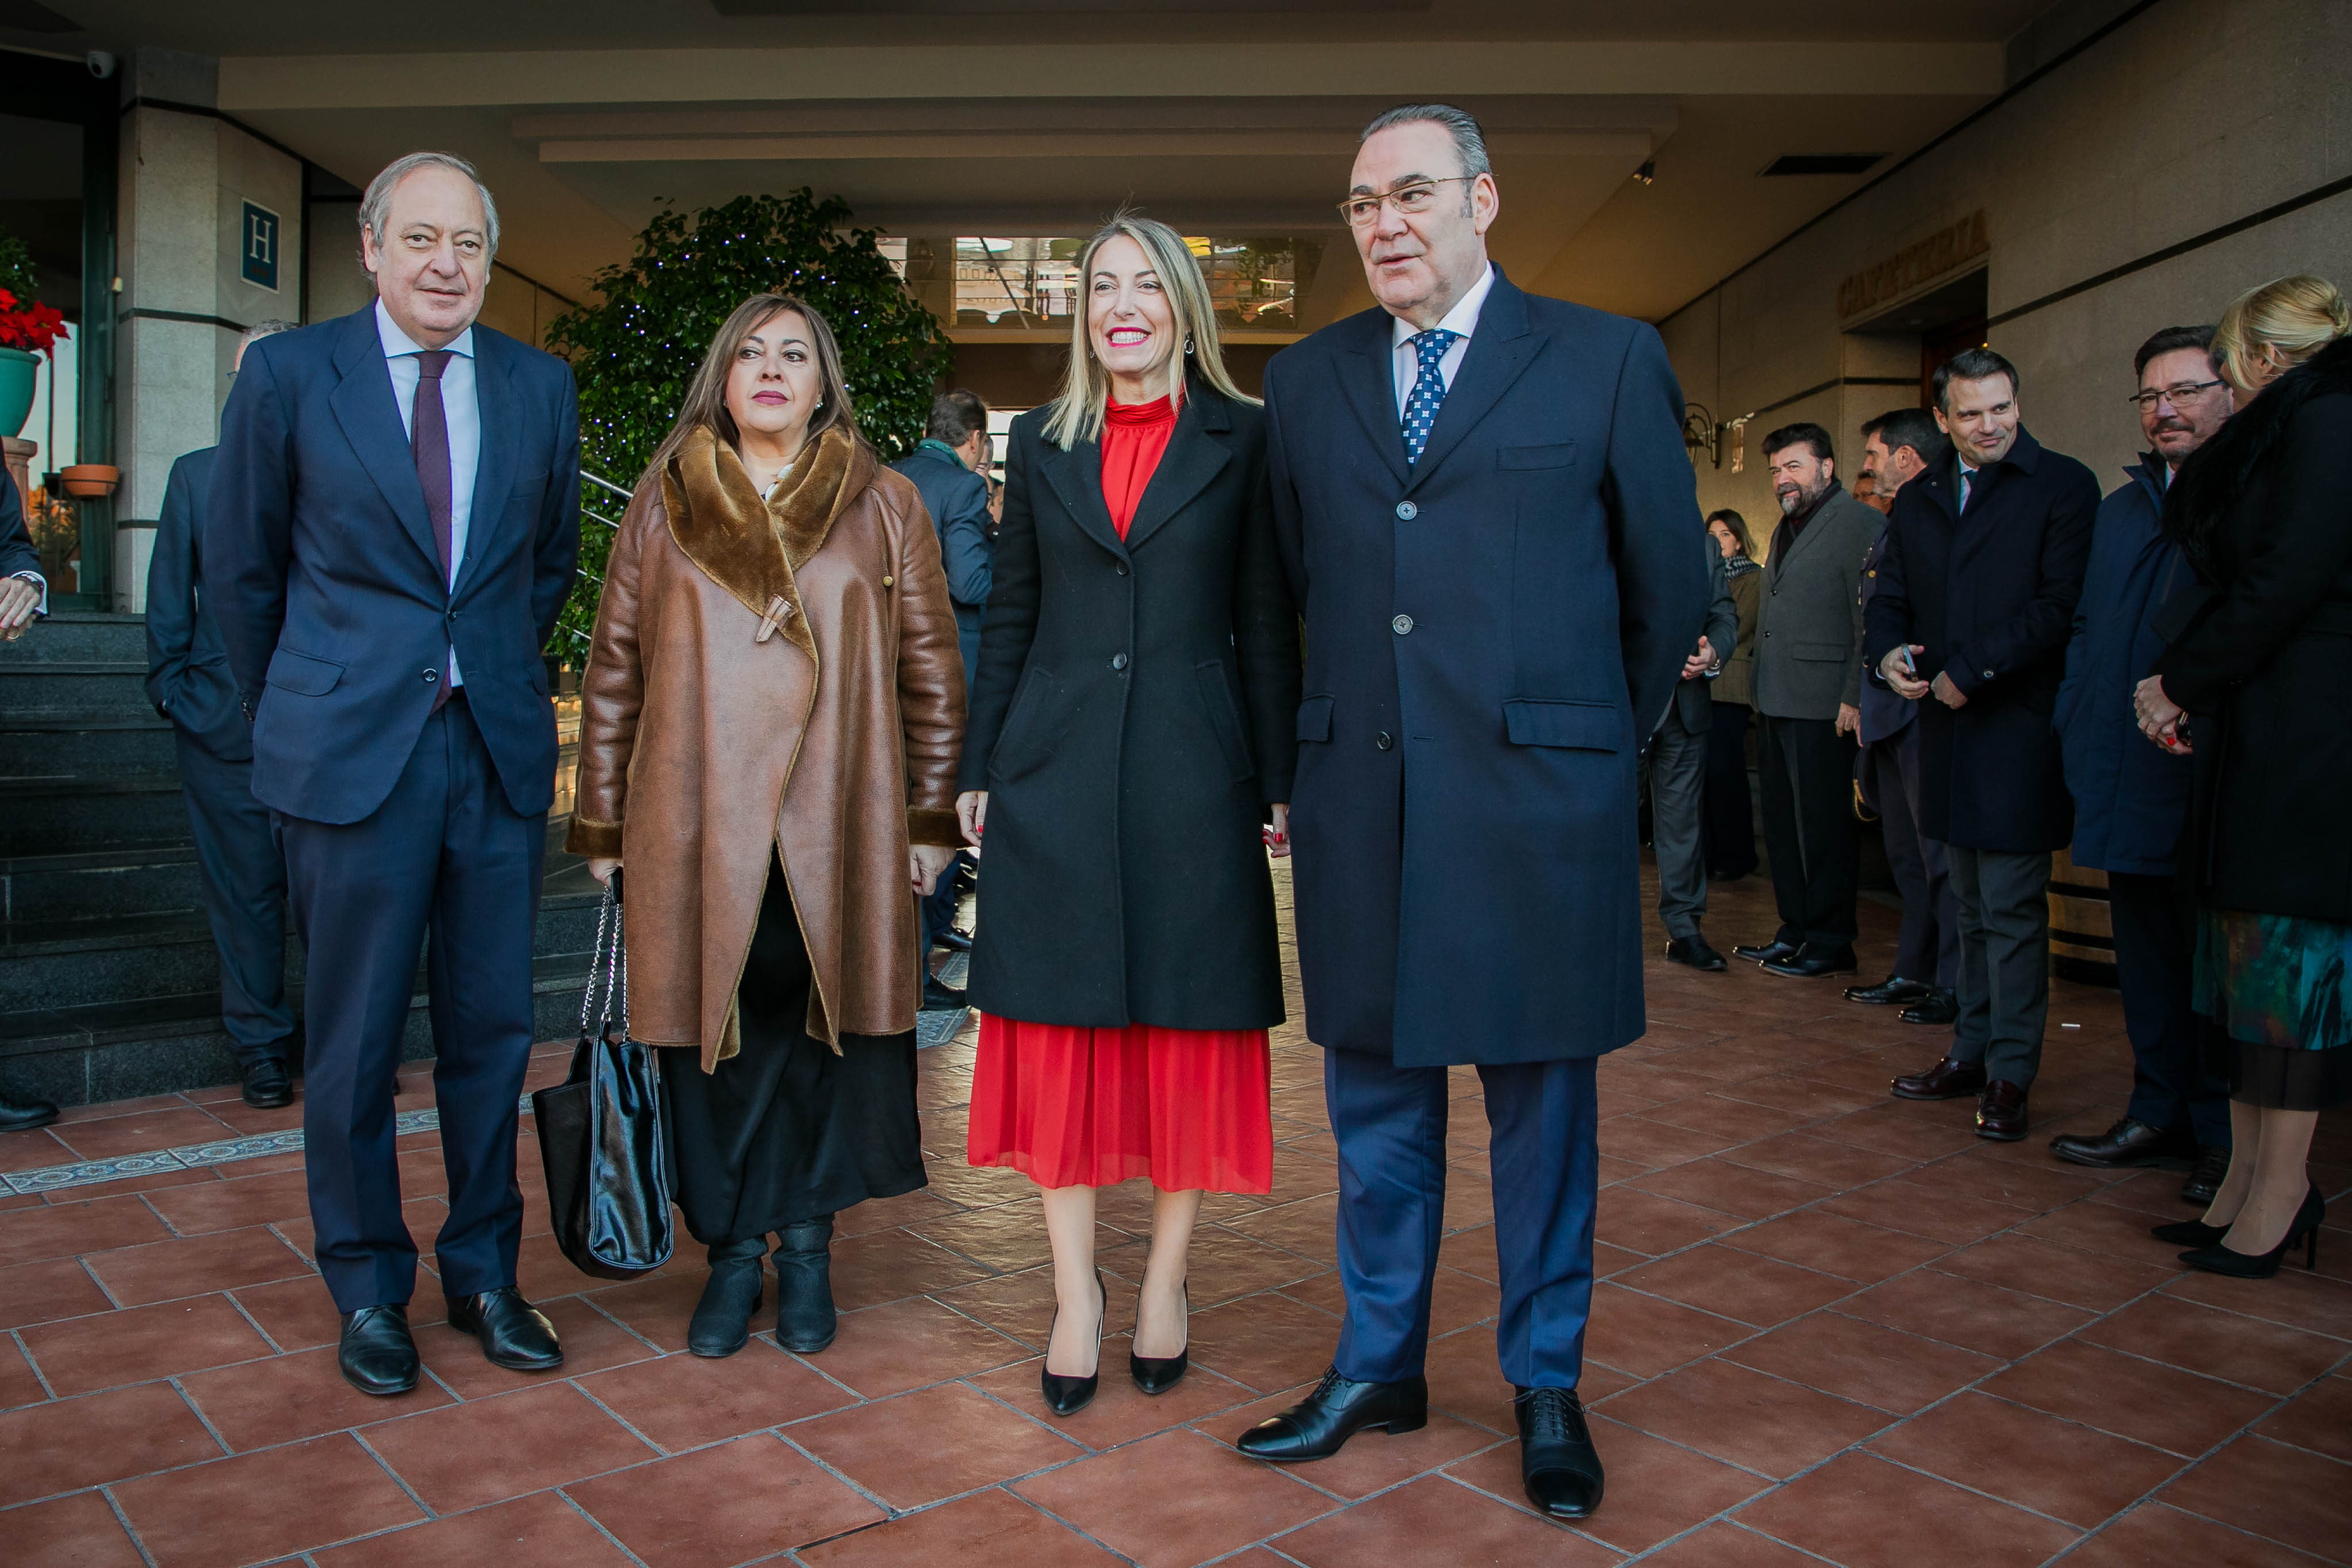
411;350;454;710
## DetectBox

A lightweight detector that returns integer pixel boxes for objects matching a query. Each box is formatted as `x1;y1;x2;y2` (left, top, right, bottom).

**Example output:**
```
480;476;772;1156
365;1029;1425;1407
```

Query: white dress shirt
376;298;479;687
1390;262;1497;416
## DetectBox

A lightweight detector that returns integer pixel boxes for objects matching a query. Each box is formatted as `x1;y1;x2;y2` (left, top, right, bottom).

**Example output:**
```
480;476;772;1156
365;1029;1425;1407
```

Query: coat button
1982;669;1994;680
1112;653;1129;671
1396;500;1418;520
1376;731;1394;750
422;669;439;684
1392;614;1414;635
882;574;894;587
1115;562;1129;576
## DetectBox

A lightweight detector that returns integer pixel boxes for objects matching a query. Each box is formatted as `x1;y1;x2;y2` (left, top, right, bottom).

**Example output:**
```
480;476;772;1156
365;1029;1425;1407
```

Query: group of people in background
0;95;2343;1531
1644;274;2351;1281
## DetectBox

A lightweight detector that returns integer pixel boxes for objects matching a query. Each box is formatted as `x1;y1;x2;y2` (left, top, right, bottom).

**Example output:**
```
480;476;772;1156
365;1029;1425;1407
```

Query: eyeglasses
2126;379;2225;411
1336;177;1474;228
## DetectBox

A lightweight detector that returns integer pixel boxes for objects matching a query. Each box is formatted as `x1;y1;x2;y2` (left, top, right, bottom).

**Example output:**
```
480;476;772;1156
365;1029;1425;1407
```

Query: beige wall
1660;0;2352;542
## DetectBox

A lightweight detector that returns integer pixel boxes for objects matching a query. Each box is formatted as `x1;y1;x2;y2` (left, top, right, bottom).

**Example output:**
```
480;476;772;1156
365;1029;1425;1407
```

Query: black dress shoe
446;1286;564;1371
1845;975;1933;1006
1234;1366;1428;1461
1901;988;1959;1026
2048;1115;2194;1170
688;1239;766;1359
1733;939;1800;965
1761;943;1860;979
1042;1269;1105;1416
338;1303;420;1396
1517;1386;1605;1520
1129;1282;1189;1395
240;1056;293;1110
1976;1080;2030;1141
2182;1144;2231;1207
775;1216;837;1354
2152;1217;2229;1248
0;1091;59;1133
934;926;974;953
1891;1056;1986;1101
921;977;967;1011
1665;934;1727;972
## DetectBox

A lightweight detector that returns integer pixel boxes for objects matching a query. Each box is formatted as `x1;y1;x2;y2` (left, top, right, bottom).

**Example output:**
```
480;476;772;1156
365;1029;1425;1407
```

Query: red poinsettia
0;288;67;358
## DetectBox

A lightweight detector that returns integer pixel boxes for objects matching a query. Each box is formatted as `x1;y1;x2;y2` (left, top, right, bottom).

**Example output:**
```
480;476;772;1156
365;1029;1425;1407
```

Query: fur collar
661;423;876;661
2163;335;2352;572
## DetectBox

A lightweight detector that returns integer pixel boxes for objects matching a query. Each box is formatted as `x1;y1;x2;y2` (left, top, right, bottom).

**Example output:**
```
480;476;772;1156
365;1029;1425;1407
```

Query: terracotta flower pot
60;463;120;499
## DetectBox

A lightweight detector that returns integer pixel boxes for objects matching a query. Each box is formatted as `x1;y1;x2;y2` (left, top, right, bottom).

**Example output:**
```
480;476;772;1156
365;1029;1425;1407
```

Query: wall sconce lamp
1681;404;1718;467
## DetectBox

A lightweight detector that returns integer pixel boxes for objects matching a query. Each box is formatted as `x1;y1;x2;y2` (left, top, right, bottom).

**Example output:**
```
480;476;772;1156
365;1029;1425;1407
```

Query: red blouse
1101;395;1178;539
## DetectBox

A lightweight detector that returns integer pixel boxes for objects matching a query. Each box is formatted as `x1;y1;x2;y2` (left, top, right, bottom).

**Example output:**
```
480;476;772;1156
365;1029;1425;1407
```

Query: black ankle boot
775;1216;837;1354
689;1238;767;1359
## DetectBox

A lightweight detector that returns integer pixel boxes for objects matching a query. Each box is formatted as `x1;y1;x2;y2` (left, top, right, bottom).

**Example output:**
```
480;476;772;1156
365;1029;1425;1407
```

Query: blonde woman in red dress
957;213;1299;1415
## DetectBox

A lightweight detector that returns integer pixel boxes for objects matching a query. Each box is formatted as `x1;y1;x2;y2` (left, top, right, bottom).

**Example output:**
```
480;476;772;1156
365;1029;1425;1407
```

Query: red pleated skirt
967;1013;1273;1194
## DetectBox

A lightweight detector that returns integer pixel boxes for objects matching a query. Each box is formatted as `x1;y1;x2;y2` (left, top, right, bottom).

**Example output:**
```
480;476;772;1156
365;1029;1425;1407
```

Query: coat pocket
1497;442;1577;470
1792;640;1849;664
1501;697;1620;751
1196;660;1255;784
1296;693;1335;743
264;647;343;696
987;664;1062;785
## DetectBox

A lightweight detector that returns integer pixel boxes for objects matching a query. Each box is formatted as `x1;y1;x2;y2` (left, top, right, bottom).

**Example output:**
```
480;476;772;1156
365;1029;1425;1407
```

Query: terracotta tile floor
3;865;2348;1567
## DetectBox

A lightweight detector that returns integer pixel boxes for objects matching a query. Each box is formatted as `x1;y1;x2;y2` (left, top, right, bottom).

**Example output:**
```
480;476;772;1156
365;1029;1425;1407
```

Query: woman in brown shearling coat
568;294;965;1359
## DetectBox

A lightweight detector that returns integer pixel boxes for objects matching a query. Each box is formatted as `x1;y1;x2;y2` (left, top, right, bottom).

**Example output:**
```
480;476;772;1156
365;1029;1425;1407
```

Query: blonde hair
642;293;859;485
1043;213;1258;450
2211;274;2350;393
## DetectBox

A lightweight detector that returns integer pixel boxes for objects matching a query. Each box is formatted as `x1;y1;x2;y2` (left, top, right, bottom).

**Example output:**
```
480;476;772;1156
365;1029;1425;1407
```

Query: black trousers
2111;871;2231;1145
1865;728;1956;988
1701;701;1757;879
1757;714;1860;949
176;732;296;1066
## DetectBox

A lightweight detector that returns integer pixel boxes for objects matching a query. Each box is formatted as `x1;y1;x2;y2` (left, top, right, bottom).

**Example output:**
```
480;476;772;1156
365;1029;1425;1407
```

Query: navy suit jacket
1854;526;1914;746
146;446;251;760
206;306;581;824
887;442;993;687
1;466;43;584
1267;270;1706;1065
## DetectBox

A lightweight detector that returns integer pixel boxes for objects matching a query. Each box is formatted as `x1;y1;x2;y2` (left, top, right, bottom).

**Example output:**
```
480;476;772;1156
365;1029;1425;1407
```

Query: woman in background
1702;508;1762;881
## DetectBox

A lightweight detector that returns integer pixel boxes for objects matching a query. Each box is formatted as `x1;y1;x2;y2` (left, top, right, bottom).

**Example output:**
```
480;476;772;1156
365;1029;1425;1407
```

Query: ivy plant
543;188;951;653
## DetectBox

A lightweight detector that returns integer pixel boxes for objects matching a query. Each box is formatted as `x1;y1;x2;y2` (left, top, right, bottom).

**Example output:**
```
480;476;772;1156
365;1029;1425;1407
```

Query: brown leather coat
567;424;964;1069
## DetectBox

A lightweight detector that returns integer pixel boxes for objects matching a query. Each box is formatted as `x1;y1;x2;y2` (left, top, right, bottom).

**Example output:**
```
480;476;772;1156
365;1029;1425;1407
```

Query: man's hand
1931;670;1969;709
1265;802;1291;859
1879;644;1929;700
1835;703;1860;738
956;790;988;856
2134;674;2192;753
0;576;39;641
912;844;957;896
1680;635;1715;682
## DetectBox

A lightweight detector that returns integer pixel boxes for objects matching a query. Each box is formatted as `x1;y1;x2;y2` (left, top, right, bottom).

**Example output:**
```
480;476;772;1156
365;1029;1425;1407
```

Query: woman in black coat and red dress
957;213;1299;1414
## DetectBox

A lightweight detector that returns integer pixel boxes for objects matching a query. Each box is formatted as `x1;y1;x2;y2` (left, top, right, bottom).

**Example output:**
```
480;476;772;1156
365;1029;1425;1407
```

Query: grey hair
1359;102;1492;179
358;151;500;259
238;319;296;354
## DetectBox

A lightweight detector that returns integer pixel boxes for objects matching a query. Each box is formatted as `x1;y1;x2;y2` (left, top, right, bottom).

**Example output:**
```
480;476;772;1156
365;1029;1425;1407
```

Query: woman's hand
588;857;622;887
957;790;988;853
1265;803;1291;859
2134;674;2192;753
911;844;958;896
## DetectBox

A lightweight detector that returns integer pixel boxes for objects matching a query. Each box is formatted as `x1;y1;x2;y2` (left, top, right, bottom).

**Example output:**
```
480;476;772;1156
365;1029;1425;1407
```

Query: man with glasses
1243;102;1704;1522
2050;326;2234;1204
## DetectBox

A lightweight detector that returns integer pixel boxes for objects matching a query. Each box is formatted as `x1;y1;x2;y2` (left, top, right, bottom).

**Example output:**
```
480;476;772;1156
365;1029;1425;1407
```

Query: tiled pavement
1;864;2346;1568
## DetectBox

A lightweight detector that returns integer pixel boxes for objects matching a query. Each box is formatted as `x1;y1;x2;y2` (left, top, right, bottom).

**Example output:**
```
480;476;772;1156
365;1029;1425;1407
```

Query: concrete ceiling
10;3;2056;329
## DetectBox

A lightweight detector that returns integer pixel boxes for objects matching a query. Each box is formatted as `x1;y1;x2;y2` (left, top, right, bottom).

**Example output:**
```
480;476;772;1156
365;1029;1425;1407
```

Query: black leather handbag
534;873;674;1281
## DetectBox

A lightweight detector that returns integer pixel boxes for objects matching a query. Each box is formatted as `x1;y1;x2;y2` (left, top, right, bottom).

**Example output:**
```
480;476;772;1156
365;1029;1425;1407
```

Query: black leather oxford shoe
338;1304;420;1396
1901;988;1959;1026
1891;1056;1987;1101
1761;944;1859;979
1665;934;1727;972
1845;975;1933;1006
1733;938;1800;965
241;1056;293;1110
1518;1386;1606;1519
2048;1115;2194;1170
1234;1367;1427;1462
2182;1144;2231;1207
0;1091;59;1133
446;1287;564;1371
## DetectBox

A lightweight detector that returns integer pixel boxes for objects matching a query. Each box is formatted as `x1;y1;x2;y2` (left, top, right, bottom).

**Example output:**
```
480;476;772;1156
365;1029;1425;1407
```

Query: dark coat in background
888;442;994;689
1753;483;1882;721
960;379;1298;1032
1711;556;1761;708
0;466;41;585
1656;540;1738;736
1854;527;1913;747
2056;457;2195;876
146;446;251;760
1267;271;1705;1067
2154;338;2352;923
1863;427;2098;853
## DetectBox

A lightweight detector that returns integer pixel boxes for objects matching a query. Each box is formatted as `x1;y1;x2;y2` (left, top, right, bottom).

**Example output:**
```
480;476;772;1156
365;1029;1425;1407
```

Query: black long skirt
660;857;926;1246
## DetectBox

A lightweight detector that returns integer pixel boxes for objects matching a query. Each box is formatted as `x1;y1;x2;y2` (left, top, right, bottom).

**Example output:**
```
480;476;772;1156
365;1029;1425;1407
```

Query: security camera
86;51;117;79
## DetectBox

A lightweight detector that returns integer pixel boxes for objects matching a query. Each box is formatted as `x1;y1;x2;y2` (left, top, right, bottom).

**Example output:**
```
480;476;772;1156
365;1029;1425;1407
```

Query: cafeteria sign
1838;210;1986;320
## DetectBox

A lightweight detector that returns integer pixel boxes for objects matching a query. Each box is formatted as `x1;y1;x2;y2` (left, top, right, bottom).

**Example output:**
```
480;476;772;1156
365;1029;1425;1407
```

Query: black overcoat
1266;271;1705;1067
959;380;1299;1029
1863;427;2098;853
2153;337;2352;923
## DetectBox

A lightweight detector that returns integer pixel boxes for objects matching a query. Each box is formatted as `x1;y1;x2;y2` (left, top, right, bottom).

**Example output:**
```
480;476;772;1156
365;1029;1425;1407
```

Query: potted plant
59;463;119;497
0;235;66;440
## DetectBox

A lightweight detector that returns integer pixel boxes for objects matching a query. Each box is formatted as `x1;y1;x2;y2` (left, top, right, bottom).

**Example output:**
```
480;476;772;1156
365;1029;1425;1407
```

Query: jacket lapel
1404;273;1540;495
455;331;516;598
326;308;441;577
1120;388;1232;553
1035;437;1129;562
1340;316;1412;488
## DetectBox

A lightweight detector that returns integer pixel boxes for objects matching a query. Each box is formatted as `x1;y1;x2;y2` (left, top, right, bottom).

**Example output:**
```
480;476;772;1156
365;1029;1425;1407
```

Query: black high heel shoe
1129;1281;1189;1396
2151;1217;2229;1248
2179;1184;2325;1279
1041;1269;1105;1416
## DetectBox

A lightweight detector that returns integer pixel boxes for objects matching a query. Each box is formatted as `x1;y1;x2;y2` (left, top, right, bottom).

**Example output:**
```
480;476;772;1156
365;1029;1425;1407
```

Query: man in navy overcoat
208;153;580;1397
1238;104;1704;1521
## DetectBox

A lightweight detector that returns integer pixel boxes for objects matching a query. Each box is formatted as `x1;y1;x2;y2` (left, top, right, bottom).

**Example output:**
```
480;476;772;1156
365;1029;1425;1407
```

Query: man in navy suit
209;152;581;1397
1242;104;1705;1520
149;319;302;1112
0;465;56;1132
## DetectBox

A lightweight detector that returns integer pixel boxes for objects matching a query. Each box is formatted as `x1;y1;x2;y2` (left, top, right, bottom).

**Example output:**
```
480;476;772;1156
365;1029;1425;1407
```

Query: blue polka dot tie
1400;328;1460;467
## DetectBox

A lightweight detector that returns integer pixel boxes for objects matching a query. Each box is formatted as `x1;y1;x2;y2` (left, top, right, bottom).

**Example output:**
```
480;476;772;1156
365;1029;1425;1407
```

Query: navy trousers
278;696;545;1313
1867;729;1957;989
1326;1048;1598;1389
2110;871;2232;1147
174;733;295;1067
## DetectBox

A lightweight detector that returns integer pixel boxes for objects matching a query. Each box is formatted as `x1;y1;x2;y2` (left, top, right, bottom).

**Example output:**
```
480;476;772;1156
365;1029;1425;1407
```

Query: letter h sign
241;202;279;292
